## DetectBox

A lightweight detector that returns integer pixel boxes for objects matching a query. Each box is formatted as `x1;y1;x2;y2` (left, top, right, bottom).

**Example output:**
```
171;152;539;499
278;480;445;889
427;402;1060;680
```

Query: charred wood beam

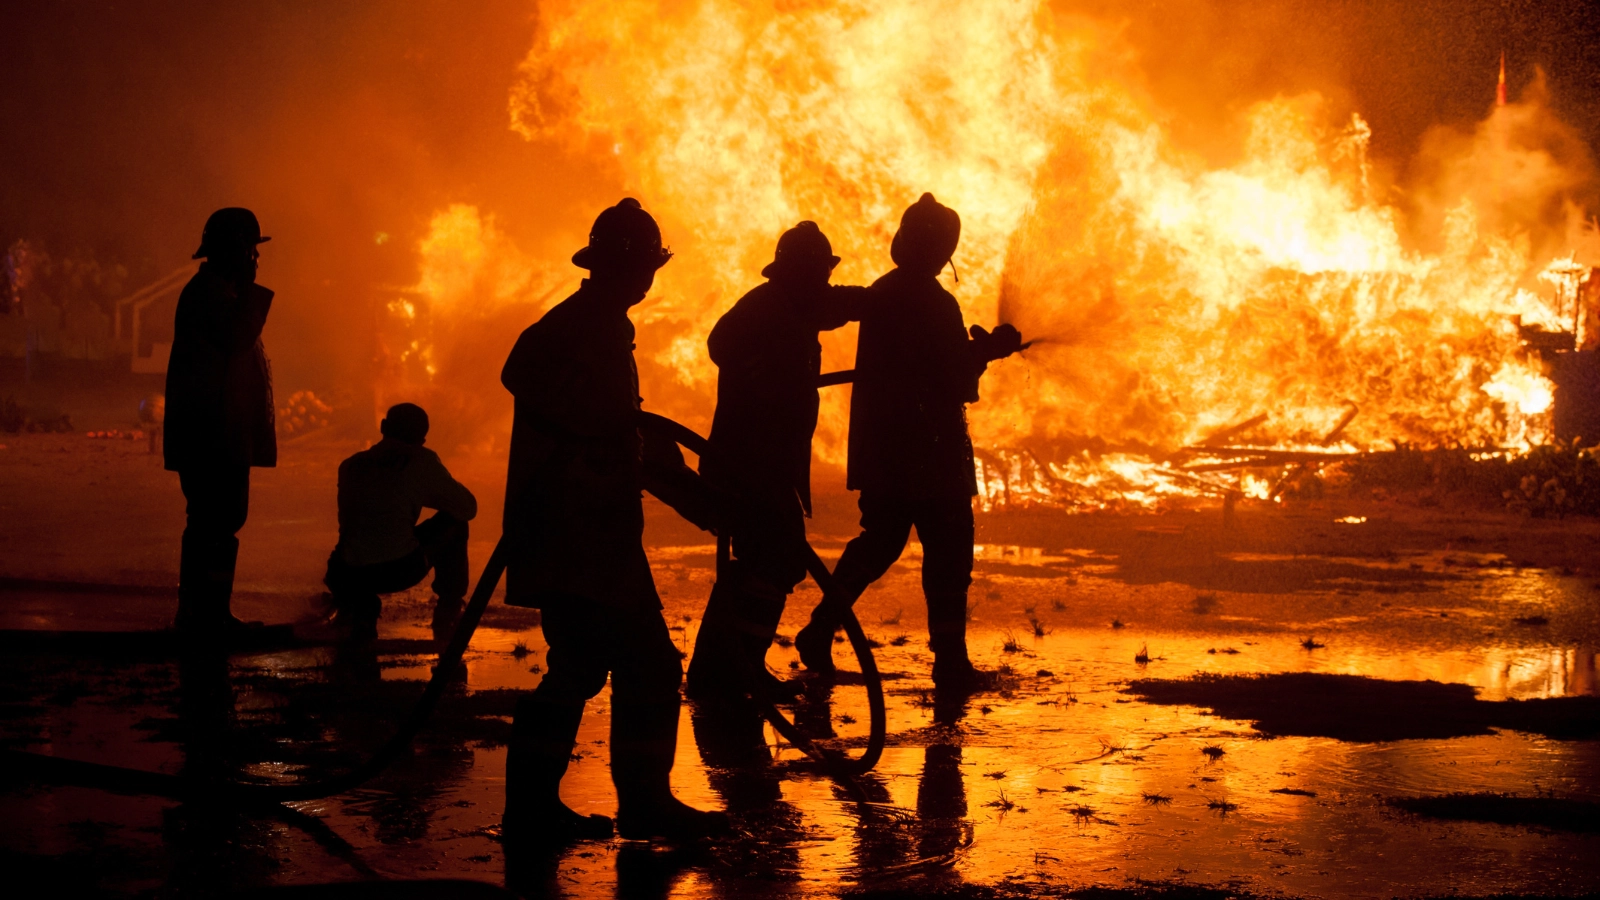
1180;448;1361;465
1197;413;1269;447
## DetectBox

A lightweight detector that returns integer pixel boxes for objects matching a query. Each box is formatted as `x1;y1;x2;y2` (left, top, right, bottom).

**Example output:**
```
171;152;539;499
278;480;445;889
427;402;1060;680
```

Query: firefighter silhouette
685;221;868;700
499;198;729;844
163;207;276;641
795;193;1023;692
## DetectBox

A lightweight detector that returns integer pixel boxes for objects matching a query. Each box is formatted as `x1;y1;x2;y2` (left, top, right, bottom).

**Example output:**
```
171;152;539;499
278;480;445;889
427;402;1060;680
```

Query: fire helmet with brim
192;207;271;260
762;220;840;279
890;192;960;272
571;197;673;272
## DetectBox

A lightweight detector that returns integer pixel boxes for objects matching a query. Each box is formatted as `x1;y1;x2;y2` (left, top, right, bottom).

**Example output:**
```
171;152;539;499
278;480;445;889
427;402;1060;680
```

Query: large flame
395;0;1598;507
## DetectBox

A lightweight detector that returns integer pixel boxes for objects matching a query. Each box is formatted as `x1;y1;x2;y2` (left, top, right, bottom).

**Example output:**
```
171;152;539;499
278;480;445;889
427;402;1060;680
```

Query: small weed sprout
1134;644;1150;664
1068;804;1096;824
984;789;1016;812
1051;598;1068;611
511;641;532;659
1028;615;1051;637
1099;737;1128;755
984;770;1008;780
773;633;794;648
1201;744;1226;761
1112;618;1125;629
1141;792;1173;805
1207;799;1239;815
1001;629;1024;653
1301;636;1326;650
889;634;910;646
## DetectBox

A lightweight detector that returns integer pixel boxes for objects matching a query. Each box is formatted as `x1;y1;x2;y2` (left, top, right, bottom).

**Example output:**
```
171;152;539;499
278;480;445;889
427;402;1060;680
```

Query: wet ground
2;430;1599;898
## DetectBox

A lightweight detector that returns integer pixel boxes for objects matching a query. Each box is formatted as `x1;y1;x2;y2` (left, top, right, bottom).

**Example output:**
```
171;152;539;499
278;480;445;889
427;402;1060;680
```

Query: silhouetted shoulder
817;283;873;330
707;282;779;367
503;291;584;395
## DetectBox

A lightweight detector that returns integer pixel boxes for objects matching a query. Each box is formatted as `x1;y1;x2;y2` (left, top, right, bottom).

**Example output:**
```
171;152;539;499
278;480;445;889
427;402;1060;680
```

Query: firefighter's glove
970;323;1024;362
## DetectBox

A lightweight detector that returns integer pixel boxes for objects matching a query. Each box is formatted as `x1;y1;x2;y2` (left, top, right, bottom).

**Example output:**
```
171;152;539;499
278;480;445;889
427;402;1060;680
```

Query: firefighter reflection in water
322;403;477;642
499;198;729;845
685;221;869;701
795;193;1024;691
163;208;277;640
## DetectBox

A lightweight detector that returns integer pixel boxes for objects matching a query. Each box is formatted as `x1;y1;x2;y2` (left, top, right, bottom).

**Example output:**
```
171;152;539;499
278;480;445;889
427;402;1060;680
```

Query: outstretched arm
815;284;872;331
969;323;1024;368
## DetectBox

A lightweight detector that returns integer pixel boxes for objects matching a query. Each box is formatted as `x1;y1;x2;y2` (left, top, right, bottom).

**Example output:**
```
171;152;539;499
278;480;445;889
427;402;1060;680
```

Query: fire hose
640;412;887;787
2;413;886;805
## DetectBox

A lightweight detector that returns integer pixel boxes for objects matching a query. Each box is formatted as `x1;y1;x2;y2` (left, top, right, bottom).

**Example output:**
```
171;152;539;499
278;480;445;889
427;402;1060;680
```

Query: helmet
193;207;270;260
889;193;960;272
761;221;840;279
571;198;673;272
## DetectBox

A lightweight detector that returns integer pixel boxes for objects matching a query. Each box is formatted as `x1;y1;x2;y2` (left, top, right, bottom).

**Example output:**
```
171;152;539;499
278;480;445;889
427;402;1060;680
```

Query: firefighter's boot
503;697;614;845
927;594;994;694
794;600;842;677
737;577;798;698
612;698;731;842
175;535;258;639
687;568;796;701
685;579;741;700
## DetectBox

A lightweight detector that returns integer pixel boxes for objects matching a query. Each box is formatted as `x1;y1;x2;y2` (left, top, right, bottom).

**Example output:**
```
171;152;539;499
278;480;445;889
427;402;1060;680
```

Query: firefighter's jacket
163;264;276;472
703;280;867;514
500;281;658;610
847;268;986;500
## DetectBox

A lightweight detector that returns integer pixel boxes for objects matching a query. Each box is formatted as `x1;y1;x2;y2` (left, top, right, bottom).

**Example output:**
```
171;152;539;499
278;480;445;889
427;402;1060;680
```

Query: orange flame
397;1;1595;507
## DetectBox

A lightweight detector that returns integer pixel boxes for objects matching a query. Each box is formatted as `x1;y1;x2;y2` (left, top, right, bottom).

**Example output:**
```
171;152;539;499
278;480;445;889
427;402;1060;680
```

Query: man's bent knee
532;662;611;706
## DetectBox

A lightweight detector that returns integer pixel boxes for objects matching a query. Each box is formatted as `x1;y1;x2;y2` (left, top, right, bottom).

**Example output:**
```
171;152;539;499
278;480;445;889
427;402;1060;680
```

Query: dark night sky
1;0;1598;387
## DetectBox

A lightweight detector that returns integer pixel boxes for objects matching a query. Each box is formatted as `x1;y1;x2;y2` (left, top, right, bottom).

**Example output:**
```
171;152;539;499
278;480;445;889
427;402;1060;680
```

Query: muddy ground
1;428;1597;899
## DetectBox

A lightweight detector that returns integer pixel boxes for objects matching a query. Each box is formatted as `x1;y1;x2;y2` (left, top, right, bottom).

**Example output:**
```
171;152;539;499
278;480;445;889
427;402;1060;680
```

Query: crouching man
324;403;477;641
499;198;728;847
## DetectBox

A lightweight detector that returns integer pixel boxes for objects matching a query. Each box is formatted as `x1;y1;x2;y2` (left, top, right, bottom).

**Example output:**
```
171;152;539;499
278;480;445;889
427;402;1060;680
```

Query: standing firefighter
164;208;276;639
500;198;728;845
685;221;866;700
795;193;1023;691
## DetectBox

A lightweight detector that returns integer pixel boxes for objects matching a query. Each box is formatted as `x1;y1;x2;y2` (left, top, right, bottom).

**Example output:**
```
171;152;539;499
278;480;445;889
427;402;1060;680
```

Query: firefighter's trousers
686;486;807;695
523;596;686;802
811;488;975;658
176;465;251;628
323;511;470;620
